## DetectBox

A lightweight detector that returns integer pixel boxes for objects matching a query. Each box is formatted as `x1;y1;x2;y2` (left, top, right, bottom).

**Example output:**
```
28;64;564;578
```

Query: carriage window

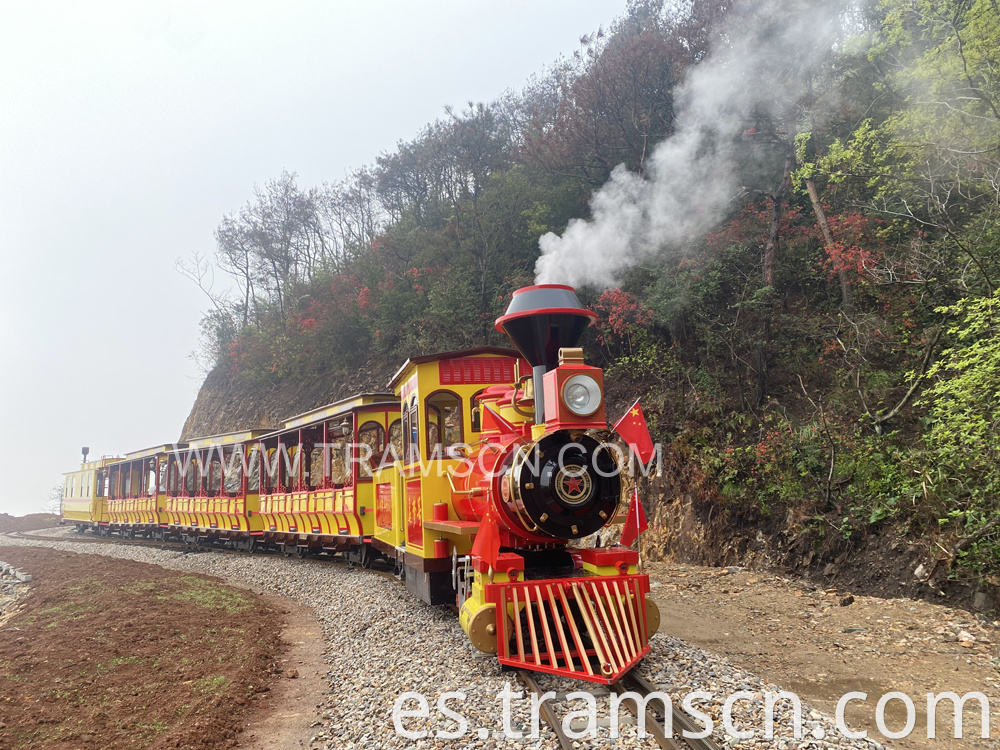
247;448;260;494
275;445;288;493
426;391;462;459
146;464;157;496
263;448;278;494
308;445;326;489
280;444;298;492
168;461;180;495
95;471;105;498
209;457;223;495
185;459;200;495
158;458;167;492
224;448;243;495
330;437;348;486
387;419;403;465
357;421;386;478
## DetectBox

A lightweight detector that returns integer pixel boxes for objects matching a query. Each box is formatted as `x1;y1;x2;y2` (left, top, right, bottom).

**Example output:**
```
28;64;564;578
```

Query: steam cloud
535;0;847;288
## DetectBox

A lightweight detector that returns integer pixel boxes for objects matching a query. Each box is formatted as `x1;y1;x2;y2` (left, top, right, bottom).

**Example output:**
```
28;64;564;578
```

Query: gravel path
2;528;887;749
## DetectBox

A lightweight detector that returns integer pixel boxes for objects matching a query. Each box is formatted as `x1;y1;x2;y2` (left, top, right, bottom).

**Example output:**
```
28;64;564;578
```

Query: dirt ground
647;560;999;748
4;536;998;748
0;547;285;750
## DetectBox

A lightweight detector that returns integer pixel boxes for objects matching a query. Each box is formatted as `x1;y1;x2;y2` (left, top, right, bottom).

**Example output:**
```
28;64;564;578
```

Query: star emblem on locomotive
553;463;591;506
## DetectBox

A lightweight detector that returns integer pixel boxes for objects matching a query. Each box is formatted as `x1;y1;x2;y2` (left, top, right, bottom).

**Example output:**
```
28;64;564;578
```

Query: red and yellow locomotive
62;285;657;684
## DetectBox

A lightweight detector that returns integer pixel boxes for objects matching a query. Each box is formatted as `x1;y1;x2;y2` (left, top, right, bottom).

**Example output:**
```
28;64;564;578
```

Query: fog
0;0;617;516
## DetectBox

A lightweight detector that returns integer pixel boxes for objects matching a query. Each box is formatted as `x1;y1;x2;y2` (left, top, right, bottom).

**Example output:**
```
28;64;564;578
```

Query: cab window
403;399;419;464
470;389;485;432
425;391;462;459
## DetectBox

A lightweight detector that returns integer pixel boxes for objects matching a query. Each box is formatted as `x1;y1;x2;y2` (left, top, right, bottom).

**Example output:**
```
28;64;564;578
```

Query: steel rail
616;671;723;750
516;669;576;750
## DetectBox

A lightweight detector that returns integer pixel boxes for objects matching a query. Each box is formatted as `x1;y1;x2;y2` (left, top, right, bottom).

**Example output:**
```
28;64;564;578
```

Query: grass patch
96;656;139;674
165;577;250;613
196;675;229;695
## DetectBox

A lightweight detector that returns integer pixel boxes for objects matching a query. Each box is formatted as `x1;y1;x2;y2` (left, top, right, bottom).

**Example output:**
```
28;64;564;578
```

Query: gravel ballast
1;529;895;749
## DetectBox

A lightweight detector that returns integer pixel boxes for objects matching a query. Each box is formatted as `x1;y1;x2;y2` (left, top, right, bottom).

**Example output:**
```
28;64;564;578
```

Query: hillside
181;355;396;440
178;0;1000;611
0;514;61;534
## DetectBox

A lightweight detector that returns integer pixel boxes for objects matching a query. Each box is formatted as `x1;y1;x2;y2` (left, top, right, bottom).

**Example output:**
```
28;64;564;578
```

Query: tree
523;1;698;184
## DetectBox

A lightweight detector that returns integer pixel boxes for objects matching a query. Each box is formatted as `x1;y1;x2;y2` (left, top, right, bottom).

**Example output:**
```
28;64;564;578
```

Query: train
61;284;659;684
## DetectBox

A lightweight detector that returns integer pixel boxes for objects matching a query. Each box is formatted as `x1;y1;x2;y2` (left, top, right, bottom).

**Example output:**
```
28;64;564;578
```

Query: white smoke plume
535;0;847;288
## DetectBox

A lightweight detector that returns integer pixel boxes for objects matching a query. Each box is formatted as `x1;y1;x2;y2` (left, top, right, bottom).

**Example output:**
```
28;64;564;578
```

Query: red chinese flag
613;400;655;464
619;486;648;547
472;503;501;569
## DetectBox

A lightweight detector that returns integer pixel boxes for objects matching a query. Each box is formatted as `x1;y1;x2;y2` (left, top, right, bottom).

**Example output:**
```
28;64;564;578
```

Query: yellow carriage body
162;431;266;535
105;444;190;530
255;393;400;550
62;456;120;525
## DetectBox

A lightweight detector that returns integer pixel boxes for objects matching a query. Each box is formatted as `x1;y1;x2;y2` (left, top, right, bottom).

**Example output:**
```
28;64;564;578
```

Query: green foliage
181;0;1000;581
906;291;1000;571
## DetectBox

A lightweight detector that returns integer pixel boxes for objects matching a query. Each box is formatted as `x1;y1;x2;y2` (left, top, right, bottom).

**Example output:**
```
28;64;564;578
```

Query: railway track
518;669;722;750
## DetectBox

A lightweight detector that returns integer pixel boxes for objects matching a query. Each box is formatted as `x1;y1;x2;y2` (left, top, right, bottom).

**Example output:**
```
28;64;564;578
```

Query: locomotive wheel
467;605;514;654
645;597;661;635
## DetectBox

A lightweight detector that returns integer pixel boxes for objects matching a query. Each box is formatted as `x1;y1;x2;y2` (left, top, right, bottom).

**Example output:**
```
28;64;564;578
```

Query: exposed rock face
180;360;394;441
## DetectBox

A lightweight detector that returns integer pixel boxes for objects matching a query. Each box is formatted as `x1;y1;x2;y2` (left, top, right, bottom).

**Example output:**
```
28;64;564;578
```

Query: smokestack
82;446;90;463
495;285;597;423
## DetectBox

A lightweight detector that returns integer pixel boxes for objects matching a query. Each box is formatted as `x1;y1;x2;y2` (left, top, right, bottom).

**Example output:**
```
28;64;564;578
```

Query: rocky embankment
0;560;33;628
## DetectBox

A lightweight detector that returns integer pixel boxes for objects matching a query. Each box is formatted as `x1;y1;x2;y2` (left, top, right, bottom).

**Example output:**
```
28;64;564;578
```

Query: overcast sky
0;0;622;516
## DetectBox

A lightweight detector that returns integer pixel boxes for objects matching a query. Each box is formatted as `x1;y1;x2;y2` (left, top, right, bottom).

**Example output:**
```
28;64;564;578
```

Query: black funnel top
495;285;597;370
